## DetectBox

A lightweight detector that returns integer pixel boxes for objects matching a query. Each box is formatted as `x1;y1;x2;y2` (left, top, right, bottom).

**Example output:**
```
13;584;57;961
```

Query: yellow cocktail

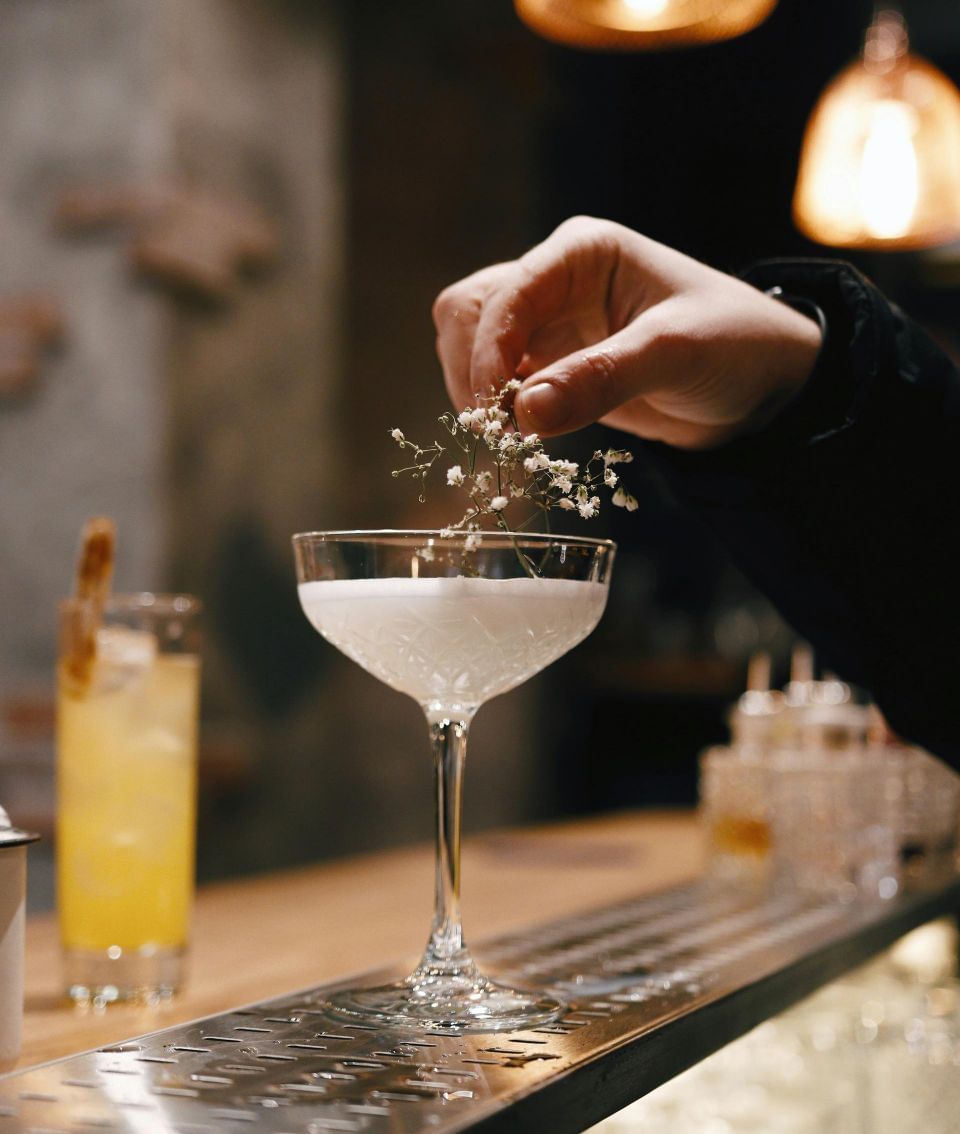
56;594;200;1002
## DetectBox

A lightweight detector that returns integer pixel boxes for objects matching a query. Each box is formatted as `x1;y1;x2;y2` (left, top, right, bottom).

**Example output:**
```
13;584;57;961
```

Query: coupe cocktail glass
293;529;615;1032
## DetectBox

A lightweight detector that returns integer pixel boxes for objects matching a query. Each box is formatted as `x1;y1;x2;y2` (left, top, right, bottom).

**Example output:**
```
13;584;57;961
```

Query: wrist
741;289;826;436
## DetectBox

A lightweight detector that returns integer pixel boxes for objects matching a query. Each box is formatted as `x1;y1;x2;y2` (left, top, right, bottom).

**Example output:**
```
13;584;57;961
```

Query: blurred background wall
2;0;959;903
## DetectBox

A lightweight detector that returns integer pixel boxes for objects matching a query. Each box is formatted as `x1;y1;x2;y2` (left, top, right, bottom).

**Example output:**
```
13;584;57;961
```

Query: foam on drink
298;575;608;711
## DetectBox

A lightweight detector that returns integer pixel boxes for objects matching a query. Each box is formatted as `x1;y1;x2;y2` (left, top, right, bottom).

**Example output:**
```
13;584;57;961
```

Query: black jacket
645;260;959;769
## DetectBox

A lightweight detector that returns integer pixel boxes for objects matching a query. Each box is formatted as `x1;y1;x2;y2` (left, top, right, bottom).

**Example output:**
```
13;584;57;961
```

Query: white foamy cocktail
292;530;616;1032
298;575;607;713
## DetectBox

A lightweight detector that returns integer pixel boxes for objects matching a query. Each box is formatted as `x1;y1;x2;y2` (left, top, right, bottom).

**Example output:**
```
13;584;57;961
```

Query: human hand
433;217;823;450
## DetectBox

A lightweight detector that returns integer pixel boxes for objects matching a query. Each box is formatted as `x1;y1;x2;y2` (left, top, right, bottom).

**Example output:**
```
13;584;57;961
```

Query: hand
433;217;823;450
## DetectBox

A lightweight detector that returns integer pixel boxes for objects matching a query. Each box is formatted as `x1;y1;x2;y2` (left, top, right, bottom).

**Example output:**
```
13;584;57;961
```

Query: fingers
467;219;621;397
433;262;516;412
466;264;574;397
434;222;823;449
512;311;682;437
436;256;573;408
599;398;735;449
434;217;639;408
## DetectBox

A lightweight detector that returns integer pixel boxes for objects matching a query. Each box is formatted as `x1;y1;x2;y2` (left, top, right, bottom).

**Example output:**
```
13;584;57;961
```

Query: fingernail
518;382;572;431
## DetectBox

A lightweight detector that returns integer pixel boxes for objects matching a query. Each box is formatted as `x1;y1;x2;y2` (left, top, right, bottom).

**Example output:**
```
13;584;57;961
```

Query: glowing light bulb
623;0;669;18
859;101;919;239
794;10;960;250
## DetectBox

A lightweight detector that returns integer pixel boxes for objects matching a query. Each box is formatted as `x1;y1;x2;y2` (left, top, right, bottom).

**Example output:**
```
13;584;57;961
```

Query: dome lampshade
514;0;777;51
793;10;960;250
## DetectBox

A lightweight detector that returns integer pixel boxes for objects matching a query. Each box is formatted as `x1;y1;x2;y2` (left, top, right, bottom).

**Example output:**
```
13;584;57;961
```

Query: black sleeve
642;259;960;768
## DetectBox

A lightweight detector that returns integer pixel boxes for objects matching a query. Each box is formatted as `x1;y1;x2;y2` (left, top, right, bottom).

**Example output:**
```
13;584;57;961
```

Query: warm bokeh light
858;101;919;239
794;11;960;250
624;0;670;17
514;0;777;50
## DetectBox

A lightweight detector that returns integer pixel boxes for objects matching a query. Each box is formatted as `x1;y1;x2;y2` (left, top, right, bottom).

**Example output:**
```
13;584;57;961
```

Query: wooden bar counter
20;810;703;1071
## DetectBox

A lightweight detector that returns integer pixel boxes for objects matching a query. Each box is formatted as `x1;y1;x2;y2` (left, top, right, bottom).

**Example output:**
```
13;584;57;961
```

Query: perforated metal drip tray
4;879;960;1134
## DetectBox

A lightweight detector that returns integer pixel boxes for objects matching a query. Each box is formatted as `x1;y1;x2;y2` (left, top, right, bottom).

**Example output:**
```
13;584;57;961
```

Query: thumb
513;319;664;436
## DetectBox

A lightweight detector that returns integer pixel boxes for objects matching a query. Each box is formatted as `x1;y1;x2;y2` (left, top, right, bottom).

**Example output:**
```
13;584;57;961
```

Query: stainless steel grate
3;878;959;1134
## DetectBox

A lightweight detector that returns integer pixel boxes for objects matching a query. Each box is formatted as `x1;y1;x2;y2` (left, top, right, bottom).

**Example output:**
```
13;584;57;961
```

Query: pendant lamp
514;0;777;51
793;9;960;250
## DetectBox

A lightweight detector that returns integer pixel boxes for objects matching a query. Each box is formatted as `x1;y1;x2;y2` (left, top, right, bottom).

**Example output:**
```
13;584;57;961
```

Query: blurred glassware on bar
783;643;851;711
794;7;960;249
882;743;960;890
700;652;780;889
700;641;960;902
514;0;777;50
795;702;870;751
700;743;773;890
728;649;786;748
772;743;901;902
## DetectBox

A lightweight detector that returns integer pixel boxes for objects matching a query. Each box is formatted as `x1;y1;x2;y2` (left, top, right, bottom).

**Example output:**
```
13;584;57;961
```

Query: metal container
0;804;39;1072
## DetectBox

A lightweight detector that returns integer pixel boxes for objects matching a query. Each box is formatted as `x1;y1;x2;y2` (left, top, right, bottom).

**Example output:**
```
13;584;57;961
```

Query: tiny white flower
603;448;634;467
418;544;436;562
394;384;637;536
612;487;638;511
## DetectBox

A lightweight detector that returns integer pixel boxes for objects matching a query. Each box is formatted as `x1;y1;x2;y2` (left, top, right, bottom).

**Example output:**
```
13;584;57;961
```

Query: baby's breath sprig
390;380;638;544
389;429;445;503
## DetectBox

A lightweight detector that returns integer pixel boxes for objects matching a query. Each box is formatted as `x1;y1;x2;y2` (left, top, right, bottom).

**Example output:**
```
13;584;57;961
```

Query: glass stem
422;712;474;974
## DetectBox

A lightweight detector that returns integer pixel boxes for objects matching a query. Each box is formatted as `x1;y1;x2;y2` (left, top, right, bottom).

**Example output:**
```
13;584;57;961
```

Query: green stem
496;516;540;579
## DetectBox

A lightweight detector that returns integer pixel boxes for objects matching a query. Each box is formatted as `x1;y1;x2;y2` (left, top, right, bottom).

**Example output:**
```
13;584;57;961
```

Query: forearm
644;260;960;765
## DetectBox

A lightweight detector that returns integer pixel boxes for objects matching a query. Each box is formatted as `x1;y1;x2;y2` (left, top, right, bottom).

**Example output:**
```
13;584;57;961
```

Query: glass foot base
323;971;563;1033
63;945;185;1006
